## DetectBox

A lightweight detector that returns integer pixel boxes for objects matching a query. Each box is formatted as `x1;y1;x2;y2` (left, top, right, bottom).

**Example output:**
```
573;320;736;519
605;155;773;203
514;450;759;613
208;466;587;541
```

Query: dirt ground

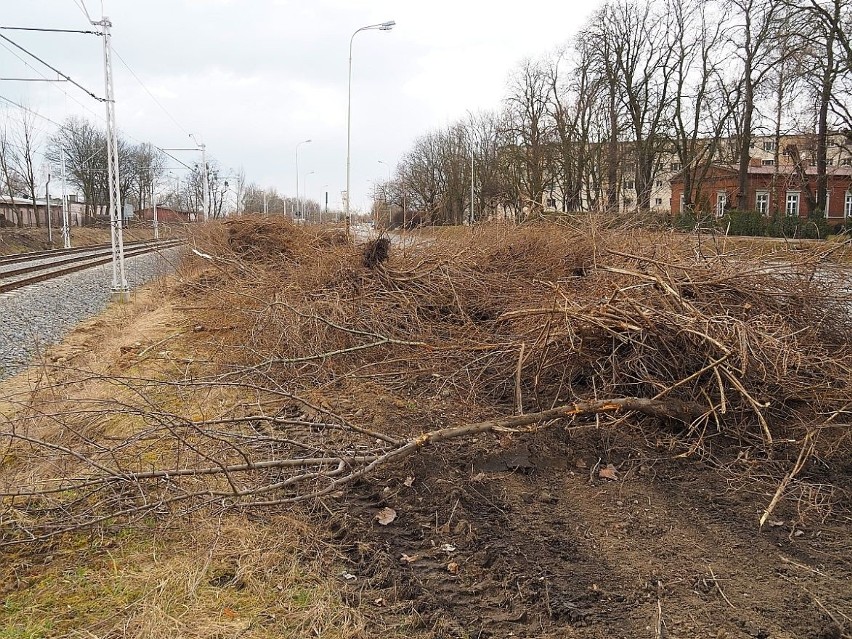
331;418;852;638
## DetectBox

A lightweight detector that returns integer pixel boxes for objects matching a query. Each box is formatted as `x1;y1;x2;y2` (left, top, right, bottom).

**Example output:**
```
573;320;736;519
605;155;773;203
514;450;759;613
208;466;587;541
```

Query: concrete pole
201;143;209;222
45;175;52;244
60;148;70;248
97;16;128;295
470;150;475;225
345;21;395;240
152;183;159;240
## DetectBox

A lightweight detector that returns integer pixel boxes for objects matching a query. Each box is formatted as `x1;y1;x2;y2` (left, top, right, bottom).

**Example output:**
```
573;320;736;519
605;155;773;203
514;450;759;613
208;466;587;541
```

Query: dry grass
1;515;380;639
0;224;184;256
0;273;420;639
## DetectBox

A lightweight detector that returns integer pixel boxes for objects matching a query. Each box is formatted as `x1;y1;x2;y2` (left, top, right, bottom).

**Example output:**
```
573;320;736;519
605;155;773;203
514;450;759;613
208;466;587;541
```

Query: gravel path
0;247;183;380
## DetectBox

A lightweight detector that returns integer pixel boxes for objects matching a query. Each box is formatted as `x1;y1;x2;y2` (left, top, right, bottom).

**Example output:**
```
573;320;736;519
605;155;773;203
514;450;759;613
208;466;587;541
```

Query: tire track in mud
327;431;851;638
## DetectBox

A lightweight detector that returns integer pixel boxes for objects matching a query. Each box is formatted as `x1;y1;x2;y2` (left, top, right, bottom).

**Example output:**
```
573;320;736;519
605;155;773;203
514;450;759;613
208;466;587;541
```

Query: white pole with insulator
45;175;52;244
95;15;128;297
152;183;159;240
201;143;209;222
60;147;70;248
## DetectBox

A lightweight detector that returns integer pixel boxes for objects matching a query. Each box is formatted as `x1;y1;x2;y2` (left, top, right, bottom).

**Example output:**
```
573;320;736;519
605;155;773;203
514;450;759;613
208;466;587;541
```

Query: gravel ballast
0;247;182;380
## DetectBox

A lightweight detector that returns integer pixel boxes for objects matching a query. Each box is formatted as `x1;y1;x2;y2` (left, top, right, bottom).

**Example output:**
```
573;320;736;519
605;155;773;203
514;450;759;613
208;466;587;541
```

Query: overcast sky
2;0;601;212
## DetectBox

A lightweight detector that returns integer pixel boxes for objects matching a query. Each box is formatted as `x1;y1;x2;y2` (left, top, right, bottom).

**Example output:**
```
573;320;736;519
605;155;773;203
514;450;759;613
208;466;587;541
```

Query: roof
0;196;52;206
137;206;191;214
670;163;852;182
746;165;852;176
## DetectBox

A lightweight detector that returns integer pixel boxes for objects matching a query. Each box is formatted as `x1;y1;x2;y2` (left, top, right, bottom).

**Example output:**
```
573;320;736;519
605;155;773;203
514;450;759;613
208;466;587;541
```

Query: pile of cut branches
2;218;850;545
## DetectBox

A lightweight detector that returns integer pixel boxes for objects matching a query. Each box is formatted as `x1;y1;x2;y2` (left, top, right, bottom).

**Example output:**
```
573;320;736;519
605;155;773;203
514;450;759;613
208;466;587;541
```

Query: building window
827;158;834;166
845;191;852;217
670;163;682;172
841;158;851;166
756;191;769;215
547;197;557;209
762;159;775;166
679;194;685;213
624;181;635;191
655;198;663;206
763;141;776;152
716;191;727;217
786;192;800;217
655;180;663;187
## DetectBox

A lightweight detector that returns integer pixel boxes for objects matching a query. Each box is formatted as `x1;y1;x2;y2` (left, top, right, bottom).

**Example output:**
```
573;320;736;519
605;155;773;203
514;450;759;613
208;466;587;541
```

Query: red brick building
136;206;193;223
670;163;852;221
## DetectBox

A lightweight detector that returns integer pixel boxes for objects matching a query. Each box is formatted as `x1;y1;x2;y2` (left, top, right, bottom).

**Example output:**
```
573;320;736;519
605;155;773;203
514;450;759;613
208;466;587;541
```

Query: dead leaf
373;597;386;607
222;607;237;619
471;472;486;482
400;553;420;564
376;507;397;525
440;543;457;552
599;464;618;480
403;476;415;487
447;561;460;575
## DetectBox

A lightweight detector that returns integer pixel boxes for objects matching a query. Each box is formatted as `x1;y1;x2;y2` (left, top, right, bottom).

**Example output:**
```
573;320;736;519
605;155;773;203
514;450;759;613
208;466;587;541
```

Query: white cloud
1;0;602;208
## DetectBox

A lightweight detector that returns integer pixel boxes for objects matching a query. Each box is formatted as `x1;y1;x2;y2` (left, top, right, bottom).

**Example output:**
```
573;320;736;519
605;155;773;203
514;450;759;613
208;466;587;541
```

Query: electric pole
61;148;70;248
201;143;209;222
94;16;128;297
152;183;159;240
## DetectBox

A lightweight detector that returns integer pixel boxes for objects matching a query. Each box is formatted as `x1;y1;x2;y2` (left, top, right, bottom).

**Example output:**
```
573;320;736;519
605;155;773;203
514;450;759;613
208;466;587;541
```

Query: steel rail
0;240;182;294
0;239;171;266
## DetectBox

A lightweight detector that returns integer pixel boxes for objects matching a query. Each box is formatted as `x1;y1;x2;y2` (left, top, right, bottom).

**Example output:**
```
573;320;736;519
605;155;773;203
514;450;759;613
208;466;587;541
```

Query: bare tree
10;108;42;227
233;166;246;216
670;0;739;213
546;42;602;212
503;58;553;220
729;0;788;211
0;121;25;227
792;0;849;217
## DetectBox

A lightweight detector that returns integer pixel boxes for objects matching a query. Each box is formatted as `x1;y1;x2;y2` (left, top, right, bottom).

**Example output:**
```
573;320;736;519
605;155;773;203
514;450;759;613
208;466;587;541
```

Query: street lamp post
345;20;395;240
303;170;315;222
378;159;392;228
295;139;311;221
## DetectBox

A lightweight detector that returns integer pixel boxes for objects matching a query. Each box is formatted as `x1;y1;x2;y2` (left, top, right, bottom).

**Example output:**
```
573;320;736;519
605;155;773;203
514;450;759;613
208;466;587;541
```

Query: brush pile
2;217;851;544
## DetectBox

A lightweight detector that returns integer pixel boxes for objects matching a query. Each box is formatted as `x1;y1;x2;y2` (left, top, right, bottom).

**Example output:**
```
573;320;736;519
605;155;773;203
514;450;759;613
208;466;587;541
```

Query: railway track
0;239;183;294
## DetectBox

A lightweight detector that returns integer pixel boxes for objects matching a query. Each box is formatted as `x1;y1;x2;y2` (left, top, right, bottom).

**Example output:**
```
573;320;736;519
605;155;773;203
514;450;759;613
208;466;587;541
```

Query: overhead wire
0;38;107;126
0;9;212;179
0;33;105;102
71;0;93;24
110;46;191;137
0;26;103;36
0;94;62;126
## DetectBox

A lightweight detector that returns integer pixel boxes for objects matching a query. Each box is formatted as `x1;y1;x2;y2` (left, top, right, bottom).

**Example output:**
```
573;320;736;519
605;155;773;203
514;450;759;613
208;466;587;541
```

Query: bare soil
318;392;852;639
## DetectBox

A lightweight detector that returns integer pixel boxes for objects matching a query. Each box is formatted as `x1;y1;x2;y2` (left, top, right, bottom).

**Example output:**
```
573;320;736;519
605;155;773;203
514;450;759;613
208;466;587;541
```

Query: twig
759;433;815;528
515;342;525;416
707;564;736;609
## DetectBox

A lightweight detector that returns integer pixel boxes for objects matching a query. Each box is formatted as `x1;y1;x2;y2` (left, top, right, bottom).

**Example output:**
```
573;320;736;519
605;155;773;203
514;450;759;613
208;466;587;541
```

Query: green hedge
672;209;849;239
